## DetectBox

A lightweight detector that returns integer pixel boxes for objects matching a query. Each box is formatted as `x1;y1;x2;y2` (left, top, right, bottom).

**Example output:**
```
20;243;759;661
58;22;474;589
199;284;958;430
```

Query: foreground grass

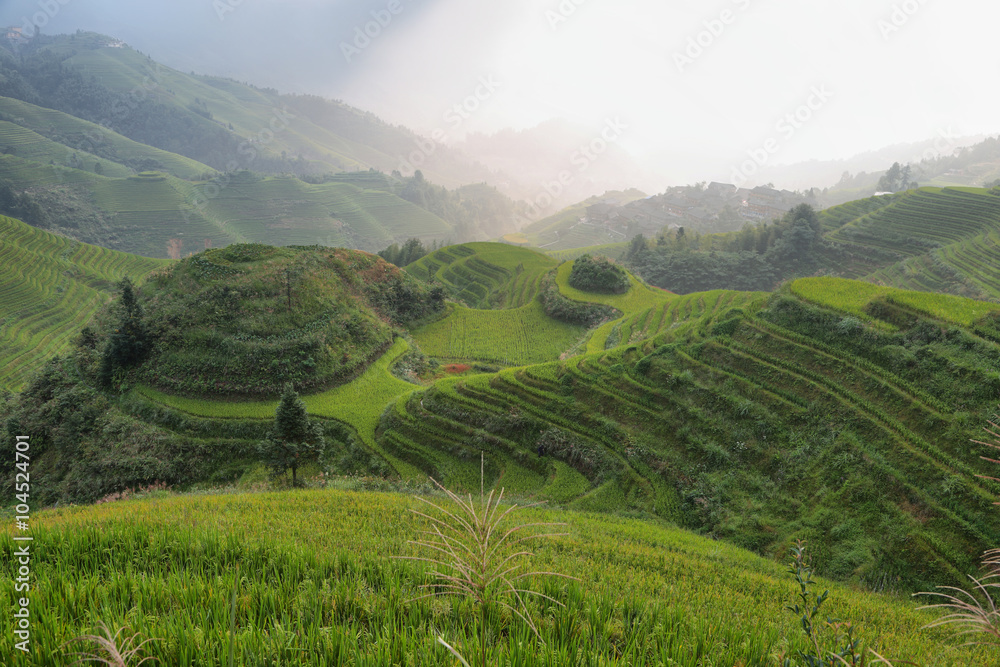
1;488;991;665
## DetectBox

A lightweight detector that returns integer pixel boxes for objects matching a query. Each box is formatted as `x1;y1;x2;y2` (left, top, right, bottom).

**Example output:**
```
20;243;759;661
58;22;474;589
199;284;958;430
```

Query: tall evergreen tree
258;384;325;487
99;277;148;386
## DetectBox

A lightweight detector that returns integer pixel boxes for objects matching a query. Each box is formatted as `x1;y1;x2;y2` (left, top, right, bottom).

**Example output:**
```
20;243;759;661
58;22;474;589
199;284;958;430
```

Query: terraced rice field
407;243;556;309
0;121;131;176
553;260;674;352
790;277;1000;326
818;187;1000;300
376;281;1000;593
0;96;213;179
547;242;629;261
136;338;418;474
203;178;450;251
411;300;585;366
593;290;769;351
0;215;168;390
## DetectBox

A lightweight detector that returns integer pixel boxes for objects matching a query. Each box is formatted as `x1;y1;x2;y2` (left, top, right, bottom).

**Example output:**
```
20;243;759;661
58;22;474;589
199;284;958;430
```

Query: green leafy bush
567;254;629;294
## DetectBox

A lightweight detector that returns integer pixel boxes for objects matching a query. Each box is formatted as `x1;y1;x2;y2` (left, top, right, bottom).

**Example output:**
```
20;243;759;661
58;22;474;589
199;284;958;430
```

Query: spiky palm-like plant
62;621;160;666
400;464;574;667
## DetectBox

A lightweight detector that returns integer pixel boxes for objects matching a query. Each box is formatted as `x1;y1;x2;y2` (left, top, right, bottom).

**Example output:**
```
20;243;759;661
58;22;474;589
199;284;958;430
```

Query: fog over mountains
2;0;999;198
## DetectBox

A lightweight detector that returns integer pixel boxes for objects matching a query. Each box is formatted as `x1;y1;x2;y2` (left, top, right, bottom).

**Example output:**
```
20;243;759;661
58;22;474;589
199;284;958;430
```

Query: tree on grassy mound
568;255;629;294
258;384;325;487
99;277;150;388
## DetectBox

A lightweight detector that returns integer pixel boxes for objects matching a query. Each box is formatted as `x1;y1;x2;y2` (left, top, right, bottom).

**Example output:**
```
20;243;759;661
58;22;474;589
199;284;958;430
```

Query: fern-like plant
400;459;574;667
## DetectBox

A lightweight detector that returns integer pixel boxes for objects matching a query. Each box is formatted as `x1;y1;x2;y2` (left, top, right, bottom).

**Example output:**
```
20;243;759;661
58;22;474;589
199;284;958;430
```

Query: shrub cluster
568;254;629;294
538;272;619;326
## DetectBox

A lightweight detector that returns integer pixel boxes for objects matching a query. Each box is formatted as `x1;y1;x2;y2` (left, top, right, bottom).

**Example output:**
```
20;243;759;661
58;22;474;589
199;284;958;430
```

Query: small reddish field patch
443;364;472;374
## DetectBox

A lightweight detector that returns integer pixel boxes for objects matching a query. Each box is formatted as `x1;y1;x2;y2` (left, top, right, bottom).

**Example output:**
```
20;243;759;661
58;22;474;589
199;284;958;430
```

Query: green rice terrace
817;186;1000;300
3;238;1000;664
0;215;167;391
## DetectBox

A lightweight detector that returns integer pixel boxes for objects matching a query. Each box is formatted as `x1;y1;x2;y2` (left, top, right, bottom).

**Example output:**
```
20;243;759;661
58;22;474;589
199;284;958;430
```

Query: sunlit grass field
1;487;991;665
411;300;585;366
790;277;1000;326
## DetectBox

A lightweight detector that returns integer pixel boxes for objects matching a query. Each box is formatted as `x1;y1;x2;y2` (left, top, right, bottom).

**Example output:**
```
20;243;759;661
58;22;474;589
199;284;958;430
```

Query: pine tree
99;277;148;386
258;384;325;487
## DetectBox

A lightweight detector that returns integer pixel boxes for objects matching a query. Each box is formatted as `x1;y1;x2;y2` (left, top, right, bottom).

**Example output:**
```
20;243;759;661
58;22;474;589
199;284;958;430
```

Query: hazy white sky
3;0;999;181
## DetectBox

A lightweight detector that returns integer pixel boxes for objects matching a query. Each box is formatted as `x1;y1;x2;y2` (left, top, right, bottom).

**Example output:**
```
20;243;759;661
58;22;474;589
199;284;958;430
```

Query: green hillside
0;155;453;256
819;187;1000;300
378;279;1000;591
0;32;500;188
83;244;442;399
3;230;1000;641
547;241;629;261
520;189;648;251
68;240;1000;592
0;96;215;179
409;245;666;367
0;215;167;391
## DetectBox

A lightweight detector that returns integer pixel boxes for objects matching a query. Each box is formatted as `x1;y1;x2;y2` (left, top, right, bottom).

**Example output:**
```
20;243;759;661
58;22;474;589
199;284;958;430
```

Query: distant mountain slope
0;152;453;256
0;96;216;179
0;214;167;391
0;31;501;188
520;189;648;250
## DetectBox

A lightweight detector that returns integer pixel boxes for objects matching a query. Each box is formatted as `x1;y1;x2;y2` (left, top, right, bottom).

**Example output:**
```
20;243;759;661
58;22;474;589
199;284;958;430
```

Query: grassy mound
87;244;441;398
0;487;989;665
